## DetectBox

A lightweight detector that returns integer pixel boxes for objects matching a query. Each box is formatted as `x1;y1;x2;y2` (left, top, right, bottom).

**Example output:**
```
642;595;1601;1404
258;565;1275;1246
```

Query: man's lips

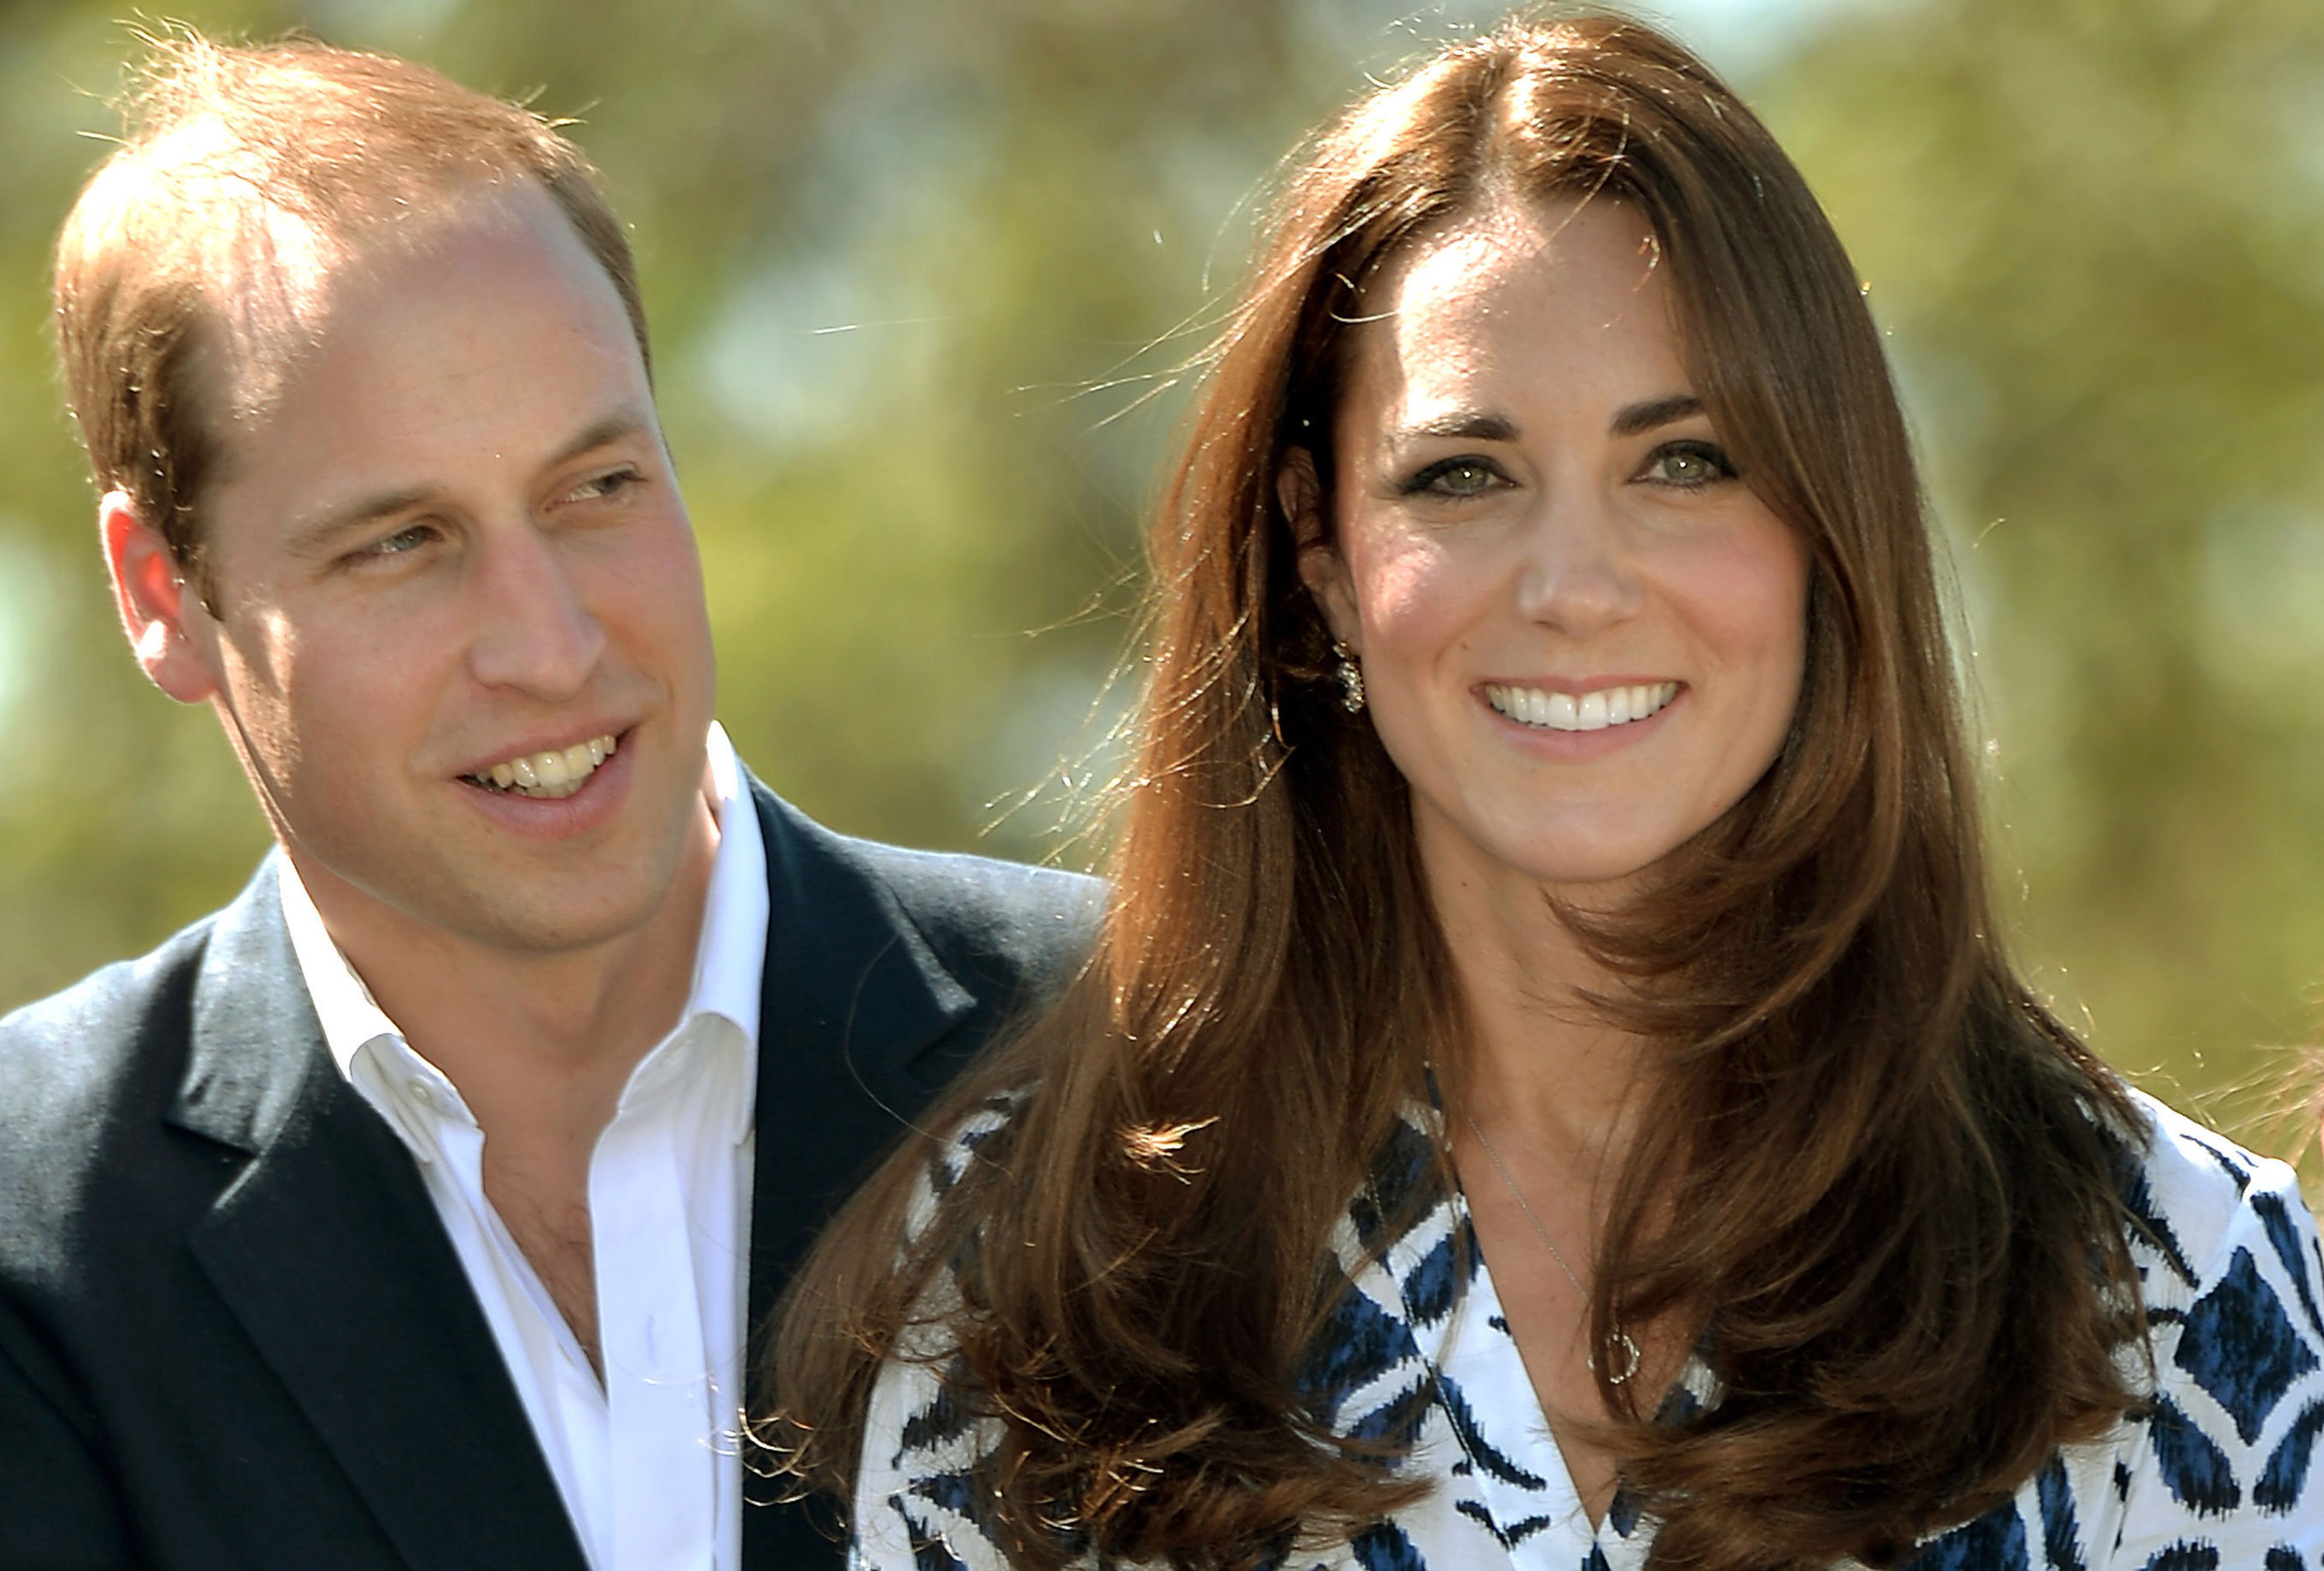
458;729;624;800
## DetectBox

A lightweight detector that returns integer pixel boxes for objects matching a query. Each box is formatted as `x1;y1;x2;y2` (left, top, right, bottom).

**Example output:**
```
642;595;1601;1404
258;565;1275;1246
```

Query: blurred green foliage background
0;0;2315;1152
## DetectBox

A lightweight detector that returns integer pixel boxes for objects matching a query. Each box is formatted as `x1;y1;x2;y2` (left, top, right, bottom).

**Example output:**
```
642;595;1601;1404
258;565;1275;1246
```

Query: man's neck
288;797;723;1373
292;796;722;1142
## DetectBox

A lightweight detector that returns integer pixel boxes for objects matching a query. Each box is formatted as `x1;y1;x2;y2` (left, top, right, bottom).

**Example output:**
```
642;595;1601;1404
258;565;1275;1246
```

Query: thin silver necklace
1460;1108;1642;1385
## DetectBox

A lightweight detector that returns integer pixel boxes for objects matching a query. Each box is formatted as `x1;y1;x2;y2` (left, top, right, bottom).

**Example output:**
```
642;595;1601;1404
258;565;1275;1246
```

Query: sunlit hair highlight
52;30;648;600
765;15;2144;1569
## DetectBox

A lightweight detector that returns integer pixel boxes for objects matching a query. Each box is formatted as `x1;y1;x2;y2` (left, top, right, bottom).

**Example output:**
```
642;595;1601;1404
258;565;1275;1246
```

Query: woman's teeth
1485;681;1678;732
467;734;617;799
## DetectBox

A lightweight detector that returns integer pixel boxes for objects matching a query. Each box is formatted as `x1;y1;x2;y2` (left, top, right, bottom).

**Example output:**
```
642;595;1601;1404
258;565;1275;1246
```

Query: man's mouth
1484;681;1679;733
462;734;618;799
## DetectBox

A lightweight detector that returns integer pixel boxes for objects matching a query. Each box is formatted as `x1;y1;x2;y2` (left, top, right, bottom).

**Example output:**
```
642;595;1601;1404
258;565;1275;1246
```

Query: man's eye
1403;457;1504;497
363;524;435;558
566;466;641;504
1644;442;1736;488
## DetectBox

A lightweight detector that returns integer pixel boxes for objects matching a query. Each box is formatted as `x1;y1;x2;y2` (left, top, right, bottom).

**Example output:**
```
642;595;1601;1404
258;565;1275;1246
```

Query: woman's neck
1415;813;1655;1174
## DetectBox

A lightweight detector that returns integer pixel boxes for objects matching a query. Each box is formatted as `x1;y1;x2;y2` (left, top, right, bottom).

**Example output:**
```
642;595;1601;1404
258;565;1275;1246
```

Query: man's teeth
472;734;617;799
1485;681;1679;733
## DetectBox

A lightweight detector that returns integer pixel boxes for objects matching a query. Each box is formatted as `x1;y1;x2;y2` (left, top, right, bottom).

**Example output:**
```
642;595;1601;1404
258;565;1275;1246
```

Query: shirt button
407;1079;437;1109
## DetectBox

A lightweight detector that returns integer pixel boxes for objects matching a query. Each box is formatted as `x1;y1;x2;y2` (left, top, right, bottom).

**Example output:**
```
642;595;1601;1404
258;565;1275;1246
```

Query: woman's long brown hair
762;15;2145;1569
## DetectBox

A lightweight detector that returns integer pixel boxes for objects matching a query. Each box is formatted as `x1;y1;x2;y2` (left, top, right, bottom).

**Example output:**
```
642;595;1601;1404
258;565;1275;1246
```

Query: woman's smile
1294;195;1810;899
1481;679;1680;732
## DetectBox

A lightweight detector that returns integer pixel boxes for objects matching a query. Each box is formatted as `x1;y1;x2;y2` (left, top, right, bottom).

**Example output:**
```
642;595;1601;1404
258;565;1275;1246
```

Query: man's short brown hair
53;32;650;596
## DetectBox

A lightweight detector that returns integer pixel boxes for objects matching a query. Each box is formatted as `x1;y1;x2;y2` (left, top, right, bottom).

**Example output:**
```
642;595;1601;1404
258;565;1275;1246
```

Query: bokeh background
1;0;2317;1153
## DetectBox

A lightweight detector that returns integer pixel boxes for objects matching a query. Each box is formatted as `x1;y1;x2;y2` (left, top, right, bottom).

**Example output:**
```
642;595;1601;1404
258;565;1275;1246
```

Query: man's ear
99;490;219;705
1278;446;1360;651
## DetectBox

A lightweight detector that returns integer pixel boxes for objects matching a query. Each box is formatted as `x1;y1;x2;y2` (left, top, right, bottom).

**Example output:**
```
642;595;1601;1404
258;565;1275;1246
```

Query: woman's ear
1279;446;1360;651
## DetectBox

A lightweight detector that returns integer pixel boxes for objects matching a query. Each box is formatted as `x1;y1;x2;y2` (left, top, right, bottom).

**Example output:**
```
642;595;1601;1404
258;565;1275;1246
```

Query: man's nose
1511;483;1646;635
465;522;607;698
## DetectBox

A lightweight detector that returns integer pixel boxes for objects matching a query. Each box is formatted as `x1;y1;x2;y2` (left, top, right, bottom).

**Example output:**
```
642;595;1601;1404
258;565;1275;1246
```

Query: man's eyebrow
1610;394;1704;438
1394;411;1519;444
547;409;655;470
284;410;658;556
286;486;438;556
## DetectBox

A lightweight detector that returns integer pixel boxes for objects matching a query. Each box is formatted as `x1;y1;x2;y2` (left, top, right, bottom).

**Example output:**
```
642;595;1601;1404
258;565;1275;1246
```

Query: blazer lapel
742;782;978;1570
168;864;589;1571
742;779;977;1334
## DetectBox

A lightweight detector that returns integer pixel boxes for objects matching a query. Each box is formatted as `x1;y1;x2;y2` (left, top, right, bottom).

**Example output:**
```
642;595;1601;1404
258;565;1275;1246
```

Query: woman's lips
1482;679;1679;733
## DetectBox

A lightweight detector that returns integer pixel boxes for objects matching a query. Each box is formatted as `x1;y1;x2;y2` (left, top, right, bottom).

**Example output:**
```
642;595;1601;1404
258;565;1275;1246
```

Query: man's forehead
197;188;653;519
196;178;573;427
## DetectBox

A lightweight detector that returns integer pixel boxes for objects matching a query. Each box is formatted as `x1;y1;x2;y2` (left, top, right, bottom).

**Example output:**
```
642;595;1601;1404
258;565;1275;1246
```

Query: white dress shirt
280;723;767;1571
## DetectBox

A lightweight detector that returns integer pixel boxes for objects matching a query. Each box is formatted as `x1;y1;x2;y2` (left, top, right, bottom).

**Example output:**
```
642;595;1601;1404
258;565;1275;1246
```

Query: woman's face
1292;198;1810;907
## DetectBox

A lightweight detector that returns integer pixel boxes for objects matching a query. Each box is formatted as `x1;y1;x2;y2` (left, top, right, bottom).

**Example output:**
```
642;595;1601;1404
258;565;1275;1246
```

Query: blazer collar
165;857;590;1571
749;774;975;1060
166;855;329;1155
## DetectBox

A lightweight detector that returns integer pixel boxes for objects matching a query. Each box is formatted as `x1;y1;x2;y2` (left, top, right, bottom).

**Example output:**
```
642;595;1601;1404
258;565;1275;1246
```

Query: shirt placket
595;1101;718;1569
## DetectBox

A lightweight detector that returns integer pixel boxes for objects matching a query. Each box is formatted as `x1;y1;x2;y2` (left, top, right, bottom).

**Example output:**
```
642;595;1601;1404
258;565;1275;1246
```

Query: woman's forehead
1336;200;1686;428
1377;198;1660;318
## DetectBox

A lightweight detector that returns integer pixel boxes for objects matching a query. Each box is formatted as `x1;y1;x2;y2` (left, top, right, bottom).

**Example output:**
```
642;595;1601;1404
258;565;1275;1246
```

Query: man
0;34;1096;1571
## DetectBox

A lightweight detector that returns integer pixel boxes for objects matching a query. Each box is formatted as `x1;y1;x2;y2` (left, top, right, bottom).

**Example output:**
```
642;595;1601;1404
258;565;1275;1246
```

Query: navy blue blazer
0;777;1100;1570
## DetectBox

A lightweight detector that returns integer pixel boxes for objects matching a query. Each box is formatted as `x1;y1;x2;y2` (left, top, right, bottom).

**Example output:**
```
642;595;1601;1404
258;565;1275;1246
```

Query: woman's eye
1404;457;1504;498
1644;442;1735;488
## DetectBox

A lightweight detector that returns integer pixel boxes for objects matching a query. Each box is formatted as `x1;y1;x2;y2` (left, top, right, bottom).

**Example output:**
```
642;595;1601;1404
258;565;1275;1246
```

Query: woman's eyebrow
1393;410;1518;444
1391;397;1703;446
1611;394;1704;438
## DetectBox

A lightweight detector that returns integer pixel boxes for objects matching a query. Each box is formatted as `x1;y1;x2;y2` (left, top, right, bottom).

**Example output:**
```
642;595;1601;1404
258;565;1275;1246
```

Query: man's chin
302;850;675;967
418;871;682;961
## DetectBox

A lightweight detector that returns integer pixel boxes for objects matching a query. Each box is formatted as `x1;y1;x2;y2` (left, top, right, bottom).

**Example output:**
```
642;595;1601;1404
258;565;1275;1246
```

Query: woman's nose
1511;486;1645;635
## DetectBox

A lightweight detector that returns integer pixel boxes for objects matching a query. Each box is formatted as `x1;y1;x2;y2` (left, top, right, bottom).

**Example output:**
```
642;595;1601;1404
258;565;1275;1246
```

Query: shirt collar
279;721;768;1146
278;842;401;1085
623;721;765;1142
686;720;767;1058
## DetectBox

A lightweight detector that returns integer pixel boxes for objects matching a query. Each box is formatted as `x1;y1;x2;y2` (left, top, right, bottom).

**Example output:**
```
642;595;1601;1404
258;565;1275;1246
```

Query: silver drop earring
1331;641;1366;713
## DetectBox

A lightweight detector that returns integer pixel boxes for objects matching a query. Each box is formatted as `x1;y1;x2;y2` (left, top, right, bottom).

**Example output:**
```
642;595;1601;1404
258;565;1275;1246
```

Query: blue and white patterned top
851;1090;2324;1570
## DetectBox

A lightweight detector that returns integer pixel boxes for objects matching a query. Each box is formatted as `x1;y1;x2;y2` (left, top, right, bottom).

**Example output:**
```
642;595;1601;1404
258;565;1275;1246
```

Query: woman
767;15;2324;1569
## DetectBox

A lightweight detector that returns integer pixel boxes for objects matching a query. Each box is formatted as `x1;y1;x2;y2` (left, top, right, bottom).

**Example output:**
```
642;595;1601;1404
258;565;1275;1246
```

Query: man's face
145;186;717;960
